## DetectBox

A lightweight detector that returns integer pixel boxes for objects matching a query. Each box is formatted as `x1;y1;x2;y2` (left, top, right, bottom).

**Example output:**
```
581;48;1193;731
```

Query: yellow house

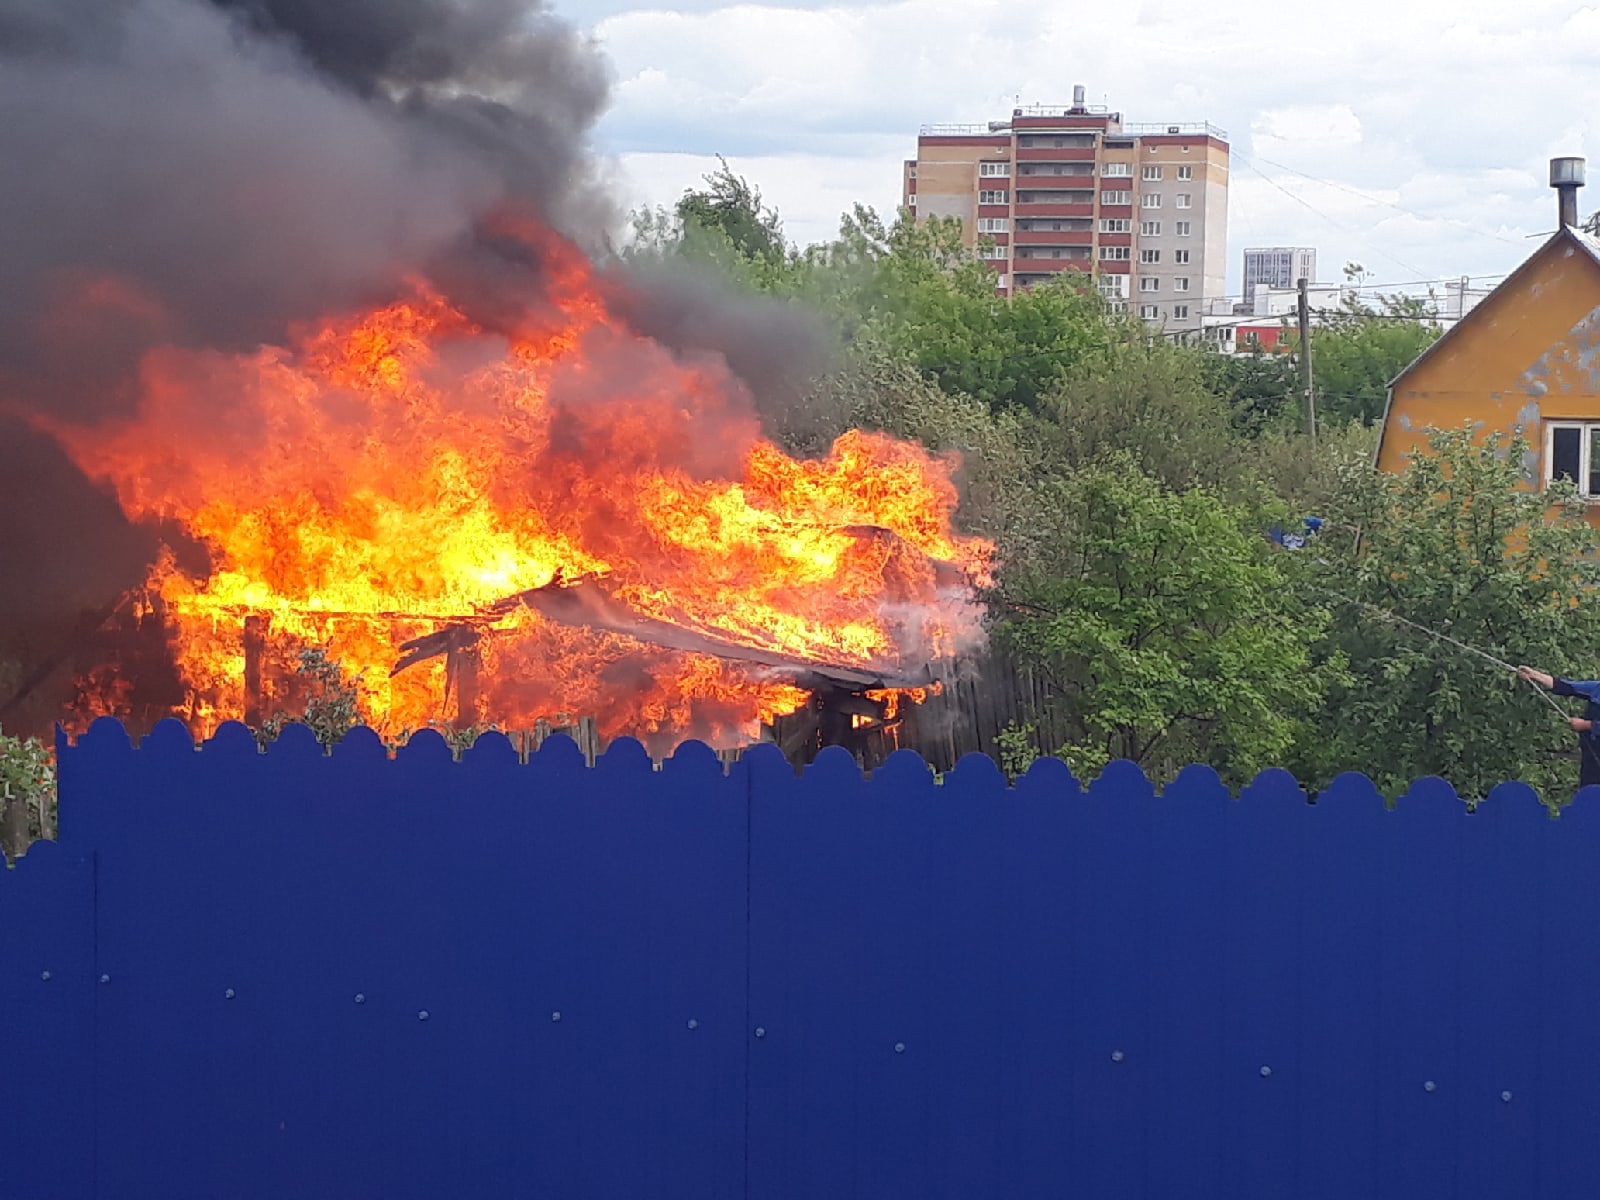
1377;211;1600;506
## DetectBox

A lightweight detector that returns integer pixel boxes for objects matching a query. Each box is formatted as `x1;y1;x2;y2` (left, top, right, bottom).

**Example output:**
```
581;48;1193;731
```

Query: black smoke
0;0;830;730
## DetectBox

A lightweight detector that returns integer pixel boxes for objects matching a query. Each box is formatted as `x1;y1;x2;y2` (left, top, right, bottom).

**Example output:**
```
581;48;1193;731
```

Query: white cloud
580;0;1600;294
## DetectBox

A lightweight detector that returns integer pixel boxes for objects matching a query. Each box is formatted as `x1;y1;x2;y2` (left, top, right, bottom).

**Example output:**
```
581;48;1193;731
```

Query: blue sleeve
1554;679;1600;699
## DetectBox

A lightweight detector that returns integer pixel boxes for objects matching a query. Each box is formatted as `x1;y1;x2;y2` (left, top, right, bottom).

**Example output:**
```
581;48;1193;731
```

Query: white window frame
980;243;1009;261
1102;162;1132;177
977;217;1010;233
1140;248;1160;264
1173;304;1190;319
980;161;1011;177
1139;276;1160;293
1176;193;1193;209
1138;304;1160;319
1142;193;1163;208
1140;220;1162;236
1097;274;1129;299
978;189;1008;205
1142;165;1163;181
1174;277;1190;292
995;273;1009;289
1099;218;1132;233
1173;249;1191;265
1099;245;1130;261
1177;165;1193;180
1102;190;1131;206
1545;421;1600;496
1175;220;1192;236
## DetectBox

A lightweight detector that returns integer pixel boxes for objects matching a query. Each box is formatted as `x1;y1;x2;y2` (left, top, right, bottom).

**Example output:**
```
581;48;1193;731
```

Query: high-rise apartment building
1243;247;1317;306
903;86;1228;334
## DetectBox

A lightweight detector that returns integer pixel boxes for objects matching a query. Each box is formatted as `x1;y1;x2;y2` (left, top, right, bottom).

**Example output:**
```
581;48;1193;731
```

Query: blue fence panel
59;720;747;1200
1455;784;1545;1200
1539;791;1600;1196
1294;773;1386;1200
1375;778;1461;1199
18;721;1600;1197
1144;765;1230;1200
0;838;95;1200
992;755;1082;1192
1219;770;1305;1199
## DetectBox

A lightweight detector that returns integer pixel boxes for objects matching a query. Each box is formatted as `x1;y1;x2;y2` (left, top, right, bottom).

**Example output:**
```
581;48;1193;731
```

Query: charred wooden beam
242;614;268;727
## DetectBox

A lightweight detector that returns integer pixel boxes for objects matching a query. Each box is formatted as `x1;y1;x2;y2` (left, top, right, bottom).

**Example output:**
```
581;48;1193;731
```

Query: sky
566;0;1600;301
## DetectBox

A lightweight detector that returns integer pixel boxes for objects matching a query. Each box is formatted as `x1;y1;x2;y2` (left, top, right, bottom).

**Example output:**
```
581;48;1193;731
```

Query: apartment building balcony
1011;229;1093;246
1014;147;1096;162
1011;203;1094;219
1010;256;1091;272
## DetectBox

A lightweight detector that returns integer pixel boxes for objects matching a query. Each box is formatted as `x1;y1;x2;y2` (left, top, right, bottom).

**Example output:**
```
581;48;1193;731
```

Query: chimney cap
1551;156;1586;188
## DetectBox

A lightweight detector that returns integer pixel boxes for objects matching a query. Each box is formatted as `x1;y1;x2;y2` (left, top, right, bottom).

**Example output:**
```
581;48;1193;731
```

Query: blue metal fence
3;716;1598;1198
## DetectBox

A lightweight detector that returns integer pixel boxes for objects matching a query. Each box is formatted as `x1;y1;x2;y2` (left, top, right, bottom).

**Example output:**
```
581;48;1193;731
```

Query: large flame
51;230;991;748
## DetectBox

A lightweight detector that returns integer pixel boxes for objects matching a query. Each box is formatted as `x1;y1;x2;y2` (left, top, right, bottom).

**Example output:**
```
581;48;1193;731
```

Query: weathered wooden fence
3;717;1599;1199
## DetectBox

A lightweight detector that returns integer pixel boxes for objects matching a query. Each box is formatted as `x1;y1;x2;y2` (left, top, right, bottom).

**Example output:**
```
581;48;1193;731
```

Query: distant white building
1243;247;1317;306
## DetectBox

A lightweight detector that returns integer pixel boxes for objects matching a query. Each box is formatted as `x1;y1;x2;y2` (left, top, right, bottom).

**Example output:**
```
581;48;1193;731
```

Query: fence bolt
551;1011;562;1023
1424;1081;1437;1093
99;974;111;985
418;1010;430;1022
354;993;365;1005
754;1026;766;1039
40;971;51;982
1501;1090;1512;1103
1111;1050;1125;1063
895;1042;906;1054
687;1019;699;1030
224;988;235;1000
1259;1066;1272;1078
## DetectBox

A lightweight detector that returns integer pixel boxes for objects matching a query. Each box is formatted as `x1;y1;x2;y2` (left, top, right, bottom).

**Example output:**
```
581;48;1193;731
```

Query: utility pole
1297;276;1316;441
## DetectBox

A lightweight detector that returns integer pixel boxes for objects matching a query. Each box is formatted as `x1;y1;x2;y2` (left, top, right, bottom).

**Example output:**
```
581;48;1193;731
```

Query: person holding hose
1517;666;1600;788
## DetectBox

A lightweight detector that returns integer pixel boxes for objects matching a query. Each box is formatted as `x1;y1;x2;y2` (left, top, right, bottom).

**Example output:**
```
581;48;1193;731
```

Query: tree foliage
998;458;1340;785
1301;428;1600;800
1;725;55;860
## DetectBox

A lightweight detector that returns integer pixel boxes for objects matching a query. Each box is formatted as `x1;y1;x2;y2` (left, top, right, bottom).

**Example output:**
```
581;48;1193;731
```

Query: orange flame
52;230;991;749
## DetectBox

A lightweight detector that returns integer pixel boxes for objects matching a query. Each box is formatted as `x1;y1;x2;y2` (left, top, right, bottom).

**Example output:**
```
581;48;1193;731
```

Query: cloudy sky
573;0;1600;299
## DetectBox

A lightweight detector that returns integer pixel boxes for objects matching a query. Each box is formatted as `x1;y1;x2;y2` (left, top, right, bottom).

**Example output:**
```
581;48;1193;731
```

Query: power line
1234;154;1432;277
1243;153;1532;248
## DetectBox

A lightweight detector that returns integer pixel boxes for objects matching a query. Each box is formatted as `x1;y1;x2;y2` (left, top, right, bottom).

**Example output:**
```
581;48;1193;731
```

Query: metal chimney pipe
1551;156;1586;227
1072;84;1086;111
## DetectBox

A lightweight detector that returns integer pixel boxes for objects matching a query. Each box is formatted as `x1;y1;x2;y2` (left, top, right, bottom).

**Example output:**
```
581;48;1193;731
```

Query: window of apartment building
977;217;1010;233
1174;304;1190;319
1176;193;1193;209
1140;220;1162;236
1139;304;1160;319
1174;277;1190;292
1140;248;1160;264
1142;193;1162;208
995;274;1009;289
1100;218;1132;233
1177;165;1193;180
1174;249;1191;265
980;244;1008;260
1102;190;1131;206
1175;220;1191;236
1139;277;1160;293
1098;275;1129;299
1142;165;1162;181
907;194;917;207
1100;245;1130;261
1103;162;1132;177
979;161;1011;177
1547;423;1600;495
979;190;1008;204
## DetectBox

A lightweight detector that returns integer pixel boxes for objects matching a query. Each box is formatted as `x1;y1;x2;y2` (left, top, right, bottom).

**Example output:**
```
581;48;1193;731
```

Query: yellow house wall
1378;239;1600;514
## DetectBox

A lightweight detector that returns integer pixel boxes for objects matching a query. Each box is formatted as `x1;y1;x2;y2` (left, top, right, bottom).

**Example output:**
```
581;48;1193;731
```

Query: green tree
1;725;55;860
1310;288;1442;426
674;156;787;266
1301;427;1600;800
998;457;1339;784
257;647;362;749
